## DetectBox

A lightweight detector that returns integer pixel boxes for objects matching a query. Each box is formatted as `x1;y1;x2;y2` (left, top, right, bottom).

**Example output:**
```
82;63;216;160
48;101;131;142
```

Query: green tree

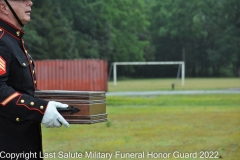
23;0;239;77
149;0;240;77
25;0;77;59
195;0;240;76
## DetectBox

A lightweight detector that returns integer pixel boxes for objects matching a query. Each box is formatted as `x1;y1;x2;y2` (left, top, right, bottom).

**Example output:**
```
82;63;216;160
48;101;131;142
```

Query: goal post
112;61;185;86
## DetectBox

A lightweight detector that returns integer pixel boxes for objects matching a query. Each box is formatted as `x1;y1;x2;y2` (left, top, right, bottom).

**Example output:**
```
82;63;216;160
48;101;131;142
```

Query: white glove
42;101;70;128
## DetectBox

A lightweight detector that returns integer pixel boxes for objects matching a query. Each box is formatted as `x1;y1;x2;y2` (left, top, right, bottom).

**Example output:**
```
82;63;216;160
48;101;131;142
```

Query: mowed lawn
42;94;240;160
107;78;240;91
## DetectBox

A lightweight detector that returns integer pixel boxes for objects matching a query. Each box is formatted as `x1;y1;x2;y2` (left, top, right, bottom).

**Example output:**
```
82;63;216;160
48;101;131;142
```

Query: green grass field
107;78;240;91
42;78;240;160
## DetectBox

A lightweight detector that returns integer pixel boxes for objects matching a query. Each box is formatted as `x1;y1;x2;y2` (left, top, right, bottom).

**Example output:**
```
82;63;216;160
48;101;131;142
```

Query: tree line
25;0;240;77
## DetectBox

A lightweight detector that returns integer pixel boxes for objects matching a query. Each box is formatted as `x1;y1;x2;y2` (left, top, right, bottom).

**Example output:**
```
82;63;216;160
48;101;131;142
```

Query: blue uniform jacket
0;18;48;159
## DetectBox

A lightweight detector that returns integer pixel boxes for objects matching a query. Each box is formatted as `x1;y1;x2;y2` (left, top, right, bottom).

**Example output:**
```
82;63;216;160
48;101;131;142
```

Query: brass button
40;106;44;110
34;80;37;84
30;102;34;106
32;70;35;74
25;50;28;54
16;31;20;36
16;118;20;122
0;29;2;31
23;63;26;66
30;60;33;64
20;99;24;103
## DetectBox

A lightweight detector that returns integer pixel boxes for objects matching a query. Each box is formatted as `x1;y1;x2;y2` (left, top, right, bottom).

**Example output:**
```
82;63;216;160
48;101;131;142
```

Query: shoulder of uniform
0;27;4;38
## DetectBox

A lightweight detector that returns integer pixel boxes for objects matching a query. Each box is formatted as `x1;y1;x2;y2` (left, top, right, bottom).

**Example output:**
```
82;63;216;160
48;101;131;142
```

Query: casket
34;90;107;124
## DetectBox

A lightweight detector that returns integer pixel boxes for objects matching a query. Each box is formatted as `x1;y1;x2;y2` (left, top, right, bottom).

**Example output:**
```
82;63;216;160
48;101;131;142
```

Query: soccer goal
110;61;185;86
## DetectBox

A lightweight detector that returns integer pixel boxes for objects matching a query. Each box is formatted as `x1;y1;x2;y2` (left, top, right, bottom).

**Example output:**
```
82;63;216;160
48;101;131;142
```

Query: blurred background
28;1;240;159
26;0;239;86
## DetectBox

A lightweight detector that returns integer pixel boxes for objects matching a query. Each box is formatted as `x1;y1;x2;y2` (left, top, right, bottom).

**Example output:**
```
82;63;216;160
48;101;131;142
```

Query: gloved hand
42;101;70;128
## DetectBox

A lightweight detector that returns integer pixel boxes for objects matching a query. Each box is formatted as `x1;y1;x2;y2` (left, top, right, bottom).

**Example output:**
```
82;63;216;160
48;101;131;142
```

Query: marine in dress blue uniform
0;0;69;159
0;17;48;159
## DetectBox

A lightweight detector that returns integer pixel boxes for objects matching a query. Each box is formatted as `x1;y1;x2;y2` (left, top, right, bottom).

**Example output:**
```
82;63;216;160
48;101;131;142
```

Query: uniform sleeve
0;39;48;123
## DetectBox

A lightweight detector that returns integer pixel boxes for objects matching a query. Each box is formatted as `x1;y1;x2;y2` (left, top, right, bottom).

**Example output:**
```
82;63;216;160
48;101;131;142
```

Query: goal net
109;61;185;86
